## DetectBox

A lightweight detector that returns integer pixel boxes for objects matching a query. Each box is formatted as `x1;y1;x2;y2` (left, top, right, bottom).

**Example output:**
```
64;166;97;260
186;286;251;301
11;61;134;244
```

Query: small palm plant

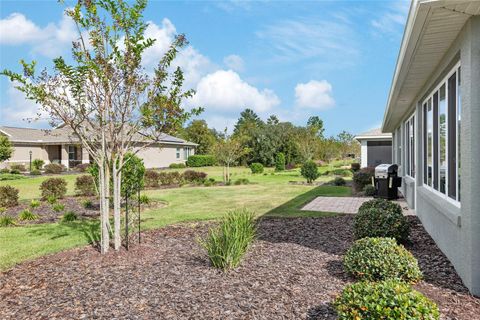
19;209;38;221
200;209;257;271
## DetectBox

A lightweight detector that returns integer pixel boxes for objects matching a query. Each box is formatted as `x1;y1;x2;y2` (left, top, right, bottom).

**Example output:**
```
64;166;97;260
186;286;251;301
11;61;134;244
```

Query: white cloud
0;13;43;45
256;17;359;68
371;0;409;35
294;80;335;110
189;70;280;113
0;81;49;127
0;13;77;58
223;54;245;72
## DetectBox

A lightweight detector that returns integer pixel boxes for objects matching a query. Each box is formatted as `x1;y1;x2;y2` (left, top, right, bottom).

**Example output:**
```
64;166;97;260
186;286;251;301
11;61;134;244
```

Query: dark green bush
364;185;376;196
44;163;65;174
32;159;44;170
169;163;186;169
351;162;360;172
334;280;439;320
19;209;38;221
301;161;320;183
275;153;286;171
0;185;19;207
344;237;422;283
186;155;216;167
182;170;207;183
144;169;160;188
62;211;77;222
333;177;346;186
10;163;26;172
204;178;216;187
0;215;15;227
200;209;256;270
82;199;94;209
75;175;96;196
0;168;10;174
9;169;20;175
30;169;41;175
40;178;67;200
353;167;374;191
234;178;250;185
354;198;409;243
250;163;264;174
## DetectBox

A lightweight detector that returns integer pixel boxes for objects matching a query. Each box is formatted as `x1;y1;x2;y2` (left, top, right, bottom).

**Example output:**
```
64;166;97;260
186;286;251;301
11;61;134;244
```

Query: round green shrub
354;198;409;243
333;177;346;186
344;237;422;283
364;185;376;196
32;159;44;170
250;162;264;174
0;185;19;207
334;280;439;320
301;161;320;183
44;163;65;174
75;175;96;196
40;178;67;200
275;152;286;171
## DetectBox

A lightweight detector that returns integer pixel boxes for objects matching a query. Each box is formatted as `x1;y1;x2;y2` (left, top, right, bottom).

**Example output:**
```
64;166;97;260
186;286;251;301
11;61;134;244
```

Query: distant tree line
180;108;359;167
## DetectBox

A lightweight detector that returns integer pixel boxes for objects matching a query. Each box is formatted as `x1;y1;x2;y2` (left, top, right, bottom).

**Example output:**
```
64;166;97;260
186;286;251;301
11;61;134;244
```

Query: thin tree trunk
99;160;110;254
113;155;122;251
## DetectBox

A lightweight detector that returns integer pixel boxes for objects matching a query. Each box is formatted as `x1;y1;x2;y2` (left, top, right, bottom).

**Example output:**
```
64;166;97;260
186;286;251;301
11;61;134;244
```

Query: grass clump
19;209;38;221
52;203;65;213
0;215;16;227
200;209;256;271
30;199;41;209
62;211;77;222
334;280;439;320
344;237;422;283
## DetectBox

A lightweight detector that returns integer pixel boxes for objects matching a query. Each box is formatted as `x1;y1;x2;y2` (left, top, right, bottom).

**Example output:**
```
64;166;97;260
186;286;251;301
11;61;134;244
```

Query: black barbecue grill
373;164;402;200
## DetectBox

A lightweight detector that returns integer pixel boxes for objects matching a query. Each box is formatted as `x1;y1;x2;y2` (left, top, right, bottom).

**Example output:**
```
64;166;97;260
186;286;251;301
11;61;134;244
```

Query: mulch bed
1;216;479;319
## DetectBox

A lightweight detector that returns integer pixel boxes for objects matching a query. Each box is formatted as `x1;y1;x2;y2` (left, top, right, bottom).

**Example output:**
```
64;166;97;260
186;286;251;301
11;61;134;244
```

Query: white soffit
382;0;480;132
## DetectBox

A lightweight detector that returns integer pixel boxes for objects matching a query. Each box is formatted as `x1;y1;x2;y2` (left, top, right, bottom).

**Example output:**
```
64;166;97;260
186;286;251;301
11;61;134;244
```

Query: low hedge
182;170;207;183
169;163;186;169
186;155;216;167
44;163;66;174
250;163;264;174
344;237;422;283
354;198;409;243
334;280;439;320
144;169;160;188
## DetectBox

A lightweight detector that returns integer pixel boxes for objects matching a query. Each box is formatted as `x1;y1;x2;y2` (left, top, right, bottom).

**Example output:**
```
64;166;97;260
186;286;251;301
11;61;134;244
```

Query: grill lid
375;164;398;178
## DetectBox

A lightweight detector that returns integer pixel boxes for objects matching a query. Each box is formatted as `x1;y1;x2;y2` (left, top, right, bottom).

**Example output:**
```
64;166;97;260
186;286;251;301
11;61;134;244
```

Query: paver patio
302;196;415;215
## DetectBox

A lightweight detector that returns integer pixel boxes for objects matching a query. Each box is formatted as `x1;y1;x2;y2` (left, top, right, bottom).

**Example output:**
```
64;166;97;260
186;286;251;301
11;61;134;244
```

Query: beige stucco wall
134;143;194;168
0;144;48;169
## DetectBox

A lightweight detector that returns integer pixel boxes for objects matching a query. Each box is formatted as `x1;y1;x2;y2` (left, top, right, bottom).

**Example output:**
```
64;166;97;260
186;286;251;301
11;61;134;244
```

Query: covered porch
45;144;90;169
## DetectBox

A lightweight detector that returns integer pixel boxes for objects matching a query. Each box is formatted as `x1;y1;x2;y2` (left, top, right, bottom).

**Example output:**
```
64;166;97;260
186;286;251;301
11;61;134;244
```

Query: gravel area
1;216;479;319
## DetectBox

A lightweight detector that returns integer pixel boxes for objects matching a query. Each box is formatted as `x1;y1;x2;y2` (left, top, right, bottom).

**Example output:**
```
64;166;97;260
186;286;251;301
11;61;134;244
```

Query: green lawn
0;166;351;270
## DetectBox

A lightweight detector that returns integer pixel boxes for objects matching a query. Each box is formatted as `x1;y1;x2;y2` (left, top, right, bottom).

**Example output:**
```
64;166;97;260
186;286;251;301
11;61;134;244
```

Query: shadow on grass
265;185;351;218
27;219;101;250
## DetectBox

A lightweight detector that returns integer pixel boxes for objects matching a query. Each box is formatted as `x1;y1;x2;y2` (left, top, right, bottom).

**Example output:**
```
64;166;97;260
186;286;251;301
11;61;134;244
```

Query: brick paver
302;197;415;215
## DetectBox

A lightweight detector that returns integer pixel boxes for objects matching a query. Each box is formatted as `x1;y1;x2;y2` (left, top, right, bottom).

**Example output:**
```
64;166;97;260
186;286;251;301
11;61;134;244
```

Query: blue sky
0;0;409;137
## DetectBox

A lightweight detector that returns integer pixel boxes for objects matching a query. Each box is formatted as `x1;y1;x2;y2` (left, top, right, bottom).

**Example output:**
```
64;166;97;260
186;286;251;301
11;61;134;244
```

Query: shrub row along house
0;125;197;169
382;0;480;295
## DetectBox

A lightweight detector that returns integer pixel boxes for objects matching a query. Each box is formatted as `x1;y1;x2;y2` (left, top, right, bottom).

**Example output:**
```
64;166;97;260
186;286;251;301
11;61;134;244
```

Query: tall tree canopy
181;119;218;154
0;135;14;162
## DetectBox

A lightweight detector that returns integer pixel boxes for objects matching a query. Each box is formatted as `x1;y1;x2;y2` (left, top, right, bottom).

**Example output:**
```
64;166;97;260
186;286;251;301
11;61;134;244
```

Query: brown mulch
1;216;479;319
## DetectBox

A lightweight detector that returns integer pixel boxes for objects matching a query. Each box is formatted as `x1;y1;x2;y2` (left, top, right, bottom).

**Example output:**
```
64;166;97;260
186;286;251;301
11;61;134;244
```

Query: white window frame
404;114;415;178
176;147;181;159
421;61;461;206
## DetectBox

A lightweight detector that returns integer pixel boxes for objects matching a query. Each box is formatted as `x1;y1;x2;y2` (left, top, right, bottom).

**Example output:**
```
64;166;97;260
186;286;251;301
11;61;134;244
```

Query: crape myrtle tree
1;0;201;253
213;131;244;183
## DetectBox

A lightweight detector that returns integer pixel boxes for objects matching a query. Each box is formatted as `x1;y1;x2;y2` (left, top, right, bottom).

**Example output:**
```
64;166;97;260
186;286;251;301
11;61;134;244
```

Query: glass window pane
457;67;461;201
427;99;433;187
448;72;457;199
439;85;446;194
433;92;439;190
423;103;427;184
410;116;415;178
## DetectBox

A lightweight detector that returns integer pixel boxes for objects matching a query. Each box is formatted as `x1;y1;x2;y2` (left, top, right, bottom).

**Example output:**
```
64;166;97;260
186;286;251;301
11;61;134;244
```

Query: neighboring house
0;126;196;169
382;0;480;295
355;128;392;168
